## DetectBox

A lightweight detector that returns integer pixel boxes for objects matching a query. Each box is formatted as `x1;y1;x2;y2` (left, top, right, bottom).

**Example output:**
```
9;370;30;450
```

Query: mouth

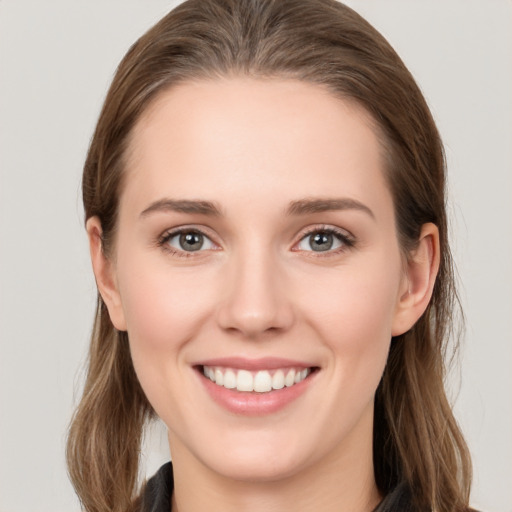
199;365;316;393
193;359;319;415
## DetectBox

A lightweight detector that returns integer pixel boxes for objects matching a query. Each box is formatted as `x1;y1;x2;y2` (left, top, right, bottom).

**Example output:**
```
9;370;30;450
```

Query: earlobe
391;223;440;336
86;217;127;331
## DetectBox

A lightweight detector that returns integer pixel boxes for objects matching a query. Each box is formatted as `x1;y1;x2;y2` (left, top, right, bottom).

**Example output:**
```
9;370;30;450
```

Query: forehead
123;77;392;221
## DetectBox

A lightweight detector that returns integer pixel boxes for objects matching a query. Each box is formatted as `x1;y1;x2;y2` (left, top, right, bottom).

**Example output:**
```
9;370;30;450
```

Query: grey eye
167;231;215;252
310;232;334;251
297;231;344;252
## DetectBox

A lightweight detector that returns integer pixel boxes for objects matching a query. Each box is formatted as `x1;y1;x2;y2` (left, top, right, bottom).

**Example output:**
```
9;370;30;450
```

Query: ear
391;223;440;336
86;216;127;331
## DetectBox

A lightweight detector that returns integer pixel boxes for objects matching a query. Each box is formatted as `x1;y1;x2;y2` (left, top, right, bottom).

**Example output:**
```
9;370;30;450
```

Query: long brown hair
67;1;472;511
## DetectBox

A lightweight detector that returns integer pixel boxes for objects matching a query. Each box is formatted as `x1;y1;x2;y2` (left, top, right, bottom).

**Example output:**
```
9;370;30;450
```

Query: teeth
285;369;295;387
203;366;311;393
294;368;308;384
272;370;285;390
223;369;236;389
254;370;272;392
214;368;224;386
237;370;254;392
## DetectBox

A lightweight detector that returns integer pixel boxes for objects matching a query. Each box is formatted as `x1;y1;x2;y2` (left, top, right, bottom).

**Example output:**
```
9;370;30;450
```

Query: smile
202;365;311;393
195;358;319;415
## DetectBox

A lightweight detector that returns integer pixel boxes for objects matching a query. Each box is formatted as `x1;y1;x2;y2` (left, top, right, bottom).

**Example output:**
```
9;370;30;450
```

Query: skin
88;78;439;512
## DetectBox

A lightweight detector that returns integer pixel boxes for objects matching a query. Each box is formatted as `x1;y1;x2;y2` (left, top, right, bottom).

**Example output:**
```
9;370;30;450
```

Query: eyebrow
286;198;375;219
140;199;222;217
139;197;374;219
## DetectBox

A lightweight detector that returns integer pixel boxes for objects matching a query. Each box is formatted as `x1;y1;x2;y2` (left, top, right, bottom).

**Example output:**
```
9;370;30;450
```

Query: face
98;78;415;483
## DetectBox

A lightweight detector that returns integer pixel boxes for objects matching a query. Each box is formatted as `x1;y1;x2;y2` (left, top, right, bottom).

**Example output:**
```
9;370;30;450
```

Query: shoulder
138;462;174;512
138;466;481;512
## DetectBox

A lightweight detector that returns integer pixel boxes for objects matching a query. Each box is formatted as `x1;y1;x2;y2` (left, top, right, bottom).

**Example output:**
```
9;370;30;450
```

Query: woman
66;0;473;511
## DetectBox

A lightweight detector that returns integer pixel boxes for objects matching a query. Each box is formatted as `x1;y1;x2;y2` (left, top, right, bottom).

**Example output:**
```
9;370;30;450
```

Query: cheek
114;256;218;407
297;254;402;389
116;257;218;418
118;259;212;348
303;262;401;343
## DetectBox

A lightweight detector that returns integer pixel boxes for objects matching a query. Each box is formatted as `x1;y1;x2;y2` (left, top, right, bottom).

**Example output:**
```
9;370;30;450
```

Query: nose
216;246;295;339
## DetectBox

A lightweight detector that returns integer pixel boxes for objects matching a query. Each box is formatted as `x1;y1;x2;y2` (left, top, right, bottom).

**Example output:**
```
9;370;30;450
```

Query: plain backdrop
0;1;511;511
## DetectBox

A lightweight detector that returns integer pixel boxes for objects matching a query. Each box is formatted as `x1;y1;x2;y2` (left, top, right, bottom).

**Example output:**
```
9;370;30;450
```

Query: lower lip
196;368;317;416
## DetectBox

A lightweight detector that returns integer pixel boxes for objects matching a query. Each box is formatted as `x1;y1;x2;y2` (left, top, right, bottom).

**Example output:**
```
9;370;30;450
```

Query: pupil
311;232;333;251
180;232;203;251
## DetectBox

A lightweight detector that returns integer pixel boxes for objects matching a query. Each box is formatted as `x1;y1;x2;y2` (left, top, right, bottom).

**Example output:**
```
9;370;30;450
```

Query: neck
168;413;381;512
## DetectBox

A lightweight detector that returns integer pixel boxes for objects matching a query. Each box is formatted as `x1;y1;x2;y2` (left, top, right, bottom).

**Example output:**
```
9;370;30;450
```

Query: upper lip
194;357;316;371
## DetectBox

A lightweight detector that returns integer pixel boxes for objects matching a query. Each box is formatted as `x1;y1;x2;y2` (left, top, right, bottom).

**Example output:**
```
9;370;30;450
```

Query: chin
207;452;305;483
187;427;314;483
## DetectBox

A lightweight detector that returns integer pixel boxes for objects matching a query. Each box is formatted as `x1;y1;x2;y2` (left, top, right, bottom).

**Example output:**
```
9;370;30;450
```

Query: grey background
0;1;511;511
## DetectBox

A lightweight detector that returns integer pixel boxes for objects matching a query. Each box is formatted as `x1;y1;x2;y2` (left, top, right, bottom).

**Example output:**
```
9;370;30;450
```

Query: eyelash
157;225;356;258
296;225;356;257
157;227;216;258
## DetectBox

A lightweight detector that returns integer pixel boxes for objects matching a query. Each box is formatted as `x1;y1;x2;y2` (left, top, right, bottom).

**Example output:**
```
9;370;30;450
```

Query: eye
296;227;354;253
160;229;216;254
